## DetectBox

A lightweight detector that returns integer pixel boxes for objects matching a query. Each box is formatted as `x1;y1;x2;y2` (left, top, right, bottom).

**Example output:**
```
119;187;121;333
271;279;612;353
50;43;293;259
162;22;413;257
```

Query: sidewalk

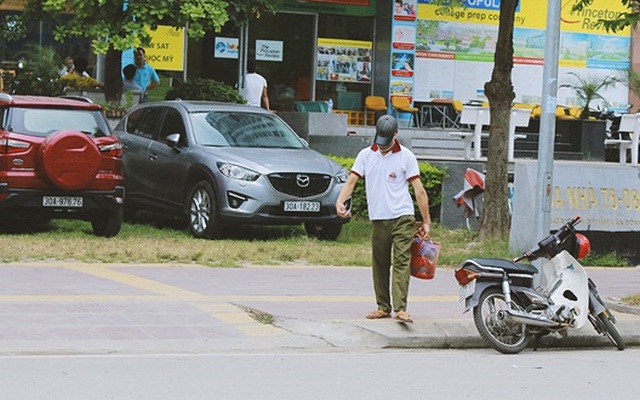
0;262;638;355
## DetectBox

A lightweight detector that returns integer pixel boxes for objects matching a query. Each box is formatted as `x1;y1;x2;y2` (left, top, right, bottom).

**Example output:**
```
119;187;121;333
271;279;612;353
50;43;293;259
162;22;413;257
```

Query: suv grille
268;173;331;197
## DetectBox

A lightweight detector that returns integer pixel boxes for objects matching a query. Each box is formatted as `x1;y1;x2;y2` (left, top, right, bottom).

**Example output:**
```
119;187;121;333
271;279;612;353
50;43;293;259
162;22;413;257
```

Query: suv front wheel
188;181;222;239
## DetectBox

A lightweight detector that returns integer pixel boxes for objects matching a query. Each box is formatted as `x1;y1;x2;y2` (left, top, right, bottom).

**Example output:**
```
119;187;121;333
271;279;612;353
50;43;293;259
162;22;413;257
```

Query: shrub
328;155;445;221
165;78;246;103
7;44;65;96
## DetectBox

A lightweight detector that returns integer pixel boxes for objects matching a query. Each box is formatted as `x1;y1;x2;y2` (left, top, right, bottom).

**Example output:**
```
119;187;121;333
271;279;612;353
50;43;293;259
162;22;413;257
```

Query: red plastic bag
410;232;440;280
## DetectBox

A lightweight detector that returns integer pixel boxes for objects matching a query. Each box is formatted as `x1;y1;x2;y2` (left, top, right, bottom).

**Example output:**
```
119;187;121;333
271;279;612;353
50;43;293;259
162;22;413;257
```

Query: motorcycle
454;216;625;354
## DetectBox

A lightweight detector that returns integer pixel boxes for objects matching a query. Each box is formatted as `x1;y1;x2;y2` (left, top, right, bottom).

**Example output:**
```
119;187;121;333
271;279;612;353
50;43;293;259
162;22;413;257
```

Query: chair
364;96;388;126
451;100;464;127
391;96;419;127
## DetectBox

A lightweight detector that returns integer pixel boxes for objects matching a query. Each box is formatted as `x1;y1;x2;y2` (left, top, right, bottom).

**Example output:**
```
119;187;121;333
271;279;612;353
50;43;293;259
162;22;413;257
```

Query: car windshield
190;111;305;149
8;107;110;138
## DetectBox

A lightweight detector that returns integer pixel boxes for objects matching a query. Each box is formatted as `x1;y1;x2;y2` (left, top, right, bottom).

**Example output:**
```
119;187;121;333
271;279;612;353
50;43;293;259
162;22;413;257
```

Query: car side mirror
166;133;181;148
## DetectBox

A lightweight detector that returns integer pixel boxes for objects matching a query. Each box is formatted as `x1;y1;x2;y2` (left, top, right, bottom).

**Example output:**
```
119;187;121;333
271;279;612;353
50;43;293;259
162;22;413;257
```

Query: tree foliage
23;0;230;54
572;0;638;33
17;0;279;101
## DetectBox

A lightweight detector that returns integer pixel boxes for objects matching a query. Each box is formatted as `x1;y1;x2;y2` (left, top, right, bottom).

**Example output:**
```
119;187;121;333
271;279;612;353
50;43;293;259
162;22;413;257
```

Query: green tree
480;0;519;240
431;0;516;240
20;0;279;102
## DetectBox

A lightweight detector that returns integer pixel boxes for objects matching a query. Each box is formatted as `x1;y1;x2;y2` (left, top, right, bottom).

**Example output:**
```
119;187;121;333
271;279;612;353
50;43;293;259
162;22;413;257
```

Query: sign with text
256;40;283;62
145;25;185;71
510;160;640;251
214;37;239;59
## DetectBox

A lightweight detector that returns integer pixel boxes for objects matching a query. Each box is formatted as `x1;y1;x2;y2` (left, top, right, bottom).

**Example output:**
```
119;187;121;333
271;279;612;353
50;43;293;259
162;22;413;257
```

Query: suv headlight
217;162;260;181
335;167;349;183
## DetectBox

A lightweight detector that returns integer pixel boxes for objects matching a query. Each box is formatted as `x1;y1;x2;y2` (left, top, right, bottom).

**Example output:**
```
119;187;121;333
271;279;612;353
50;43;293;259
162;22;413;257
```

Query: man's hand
335;200;351;218
417;221;431;238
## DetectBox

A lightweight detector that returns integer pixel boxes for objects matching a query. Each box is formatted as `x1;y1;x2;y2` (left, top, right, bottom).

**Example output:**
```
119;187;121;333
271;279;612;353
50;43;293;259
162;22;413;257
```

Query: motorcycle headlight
217;162;260;182
335;167;349;183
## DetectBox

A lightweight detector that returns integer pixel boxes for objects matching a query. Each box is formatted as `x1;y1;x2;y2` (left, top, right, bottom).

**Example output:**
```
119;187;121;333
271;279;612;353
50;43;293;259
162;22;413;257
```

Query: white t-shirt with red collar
351;141;421;221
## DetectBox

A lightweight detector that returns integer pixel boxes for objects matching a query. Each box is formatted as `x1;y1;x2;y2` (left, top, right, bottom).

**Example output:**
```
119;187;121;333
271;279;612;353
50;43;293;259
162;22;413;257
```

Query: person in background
335;115;431;324
60;56;104;89
58;56;75;76
242;59;270;110
122;64;143;92
133;47;160;102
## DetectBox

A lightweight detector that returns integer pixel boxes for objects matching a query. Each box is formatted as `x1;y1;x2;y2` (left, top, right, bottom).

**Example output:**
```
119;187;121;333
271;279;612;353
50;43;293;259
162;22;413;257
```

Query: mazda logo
296;174;310;188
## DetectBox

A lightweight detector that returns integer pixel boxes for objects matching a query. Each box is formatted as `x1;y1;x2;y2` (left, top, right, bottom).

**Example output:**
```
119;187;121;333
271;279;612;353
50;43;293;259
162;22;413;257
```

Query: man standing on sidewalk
335;115;431;323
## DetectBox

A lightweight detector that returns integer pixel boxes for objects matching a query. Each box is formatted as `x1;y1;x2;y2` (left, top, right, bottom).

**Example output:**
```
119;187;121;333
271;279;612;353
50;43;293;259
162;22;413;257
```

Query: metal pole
183;23;188;82
534;0;561;241
238;22;249;91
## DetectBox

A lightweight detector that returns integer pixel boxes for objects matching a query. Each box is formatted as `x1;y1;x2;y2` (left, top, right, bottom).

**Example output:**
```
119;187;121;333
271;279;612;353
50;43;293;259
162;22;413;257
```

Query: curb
606;299;640;315
272;312;640;351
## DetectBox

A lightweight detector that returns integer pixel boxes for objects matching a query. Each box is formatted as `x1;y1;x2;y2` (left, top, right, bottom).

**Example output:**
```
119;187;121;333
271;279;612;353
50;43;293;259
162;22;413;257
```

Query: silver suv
113;101;350;240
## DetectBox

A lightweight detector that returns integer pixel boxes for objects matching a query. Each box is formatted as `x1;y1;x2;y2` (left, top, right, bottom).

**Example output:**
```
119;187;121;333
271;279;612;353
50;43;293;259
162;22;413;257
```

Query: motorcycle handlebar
512;216;581;263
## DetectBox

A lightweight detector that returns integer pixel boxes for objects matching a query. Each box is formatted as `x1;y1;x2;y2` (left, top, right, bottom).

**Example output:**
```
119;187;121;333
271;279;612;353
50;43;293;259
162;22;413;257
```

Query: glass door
249;13;317;112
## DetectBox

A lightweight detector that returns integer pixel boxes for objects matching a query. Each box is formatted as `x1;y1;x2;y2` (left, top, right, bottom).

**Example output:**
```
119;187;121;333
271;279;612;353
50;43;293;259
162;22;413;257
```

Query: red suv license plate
42;196;84;208
283;201;320;212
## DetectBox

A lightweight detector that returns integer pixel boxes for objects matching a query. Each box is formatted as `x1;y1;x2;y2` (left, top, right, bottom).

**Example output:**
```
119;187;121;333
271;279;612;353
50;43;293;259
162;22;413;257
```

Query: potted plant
555;72;618;160
560;72;620;119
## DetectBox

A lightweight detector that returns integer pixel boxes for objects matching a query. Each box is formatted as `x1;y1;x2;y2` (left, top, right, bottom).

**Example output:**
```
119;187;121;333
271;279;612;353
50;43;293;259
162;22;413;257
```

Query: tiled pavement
0;262;638;354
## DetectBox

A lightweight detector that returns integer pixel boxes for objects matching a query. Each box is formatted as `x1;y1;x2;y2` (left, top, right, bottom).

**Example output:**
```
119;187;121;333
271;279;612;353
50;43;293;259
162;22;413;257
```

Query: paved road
0;262;638;354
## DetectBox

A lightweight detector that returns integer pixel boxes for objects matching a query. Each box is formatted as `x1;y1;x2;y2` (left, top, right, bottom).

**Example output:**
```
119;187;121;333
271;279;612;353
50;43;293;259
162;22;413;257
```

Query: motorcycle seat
468;258;538;275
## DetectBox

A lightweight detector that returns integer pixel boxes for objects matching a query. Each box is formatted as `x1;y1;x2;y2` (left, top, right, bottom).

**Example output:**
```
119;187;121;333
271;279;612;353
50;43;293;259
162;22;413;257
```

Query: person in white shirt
243;59;270;110
335;115;431;323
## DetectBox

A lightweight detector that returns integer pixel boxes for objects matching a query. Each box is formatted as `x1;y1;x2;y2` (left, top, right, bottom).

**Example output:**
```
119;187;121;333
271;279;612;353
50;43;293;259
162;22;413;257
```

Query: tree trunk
478;0;518;241
104;47;123;103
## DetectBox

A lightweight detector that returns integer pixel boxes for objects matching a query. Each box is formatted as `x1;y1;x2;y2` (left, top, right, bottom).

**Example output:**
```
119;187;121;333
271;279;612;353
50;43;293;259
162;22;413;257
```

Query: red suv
0;94;124;236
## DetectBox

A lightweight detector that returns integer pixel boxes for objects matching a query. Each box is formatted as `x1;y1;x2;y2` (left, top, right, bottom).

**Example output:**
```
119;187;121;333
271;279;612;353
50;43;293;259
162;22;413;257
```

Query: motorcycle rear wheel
473;287;530;354
589;311;625;350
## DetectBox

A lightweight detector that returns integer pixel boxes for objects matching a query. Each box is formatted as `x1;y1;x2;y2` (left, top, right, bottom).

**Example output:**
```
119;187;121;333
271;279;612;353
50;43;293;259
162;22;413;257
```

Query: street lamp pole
534;0;562;241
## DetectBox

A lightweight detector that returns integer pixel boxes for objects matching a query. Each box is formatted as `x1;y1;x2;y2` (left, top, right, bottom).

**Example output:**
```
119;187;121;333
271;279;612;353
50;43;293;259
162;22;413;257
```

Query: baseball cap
374;115;398;147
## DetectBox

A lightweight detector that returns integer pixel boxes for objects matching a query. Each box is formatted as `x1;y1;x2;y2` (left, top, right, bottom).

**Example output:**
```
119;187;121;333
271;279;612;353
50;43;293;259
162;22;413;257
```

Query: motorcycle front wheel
473;287;530;354
588;310;625;350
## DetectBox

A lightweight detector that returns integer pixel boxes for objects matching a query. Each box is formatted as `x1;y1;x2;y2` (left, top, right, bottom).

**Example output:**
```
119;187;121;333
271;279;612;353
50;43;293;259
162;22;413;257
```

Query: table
450;106;530;161
418;101;458;128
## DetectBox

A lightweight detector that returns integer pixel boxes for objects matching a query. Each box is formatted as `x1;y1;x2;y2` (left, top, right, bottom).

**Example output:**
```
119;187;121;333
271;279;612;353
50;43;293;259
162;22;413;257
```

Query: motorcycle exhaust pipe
497;309;561;328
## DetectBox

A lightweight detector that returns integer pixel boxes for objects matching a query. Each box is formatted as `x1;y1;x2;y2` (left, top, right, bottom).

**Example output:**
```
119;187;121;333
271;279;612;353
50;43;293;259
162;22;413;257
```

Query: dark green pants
371;215;416;313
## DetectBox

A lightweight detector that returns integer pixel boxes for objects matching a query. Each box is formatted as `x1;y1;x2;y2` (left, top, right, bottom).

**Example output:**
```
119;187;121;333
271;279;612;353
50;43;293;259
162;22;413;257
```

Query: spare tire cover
39;130;101;190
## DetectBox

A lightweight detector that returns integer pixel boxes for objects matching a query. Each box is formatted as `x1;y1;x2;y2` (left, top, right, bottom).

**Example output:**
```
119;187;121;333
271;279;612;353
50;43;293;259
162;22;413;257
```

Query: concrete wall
509;160;640;264
278;112;348;141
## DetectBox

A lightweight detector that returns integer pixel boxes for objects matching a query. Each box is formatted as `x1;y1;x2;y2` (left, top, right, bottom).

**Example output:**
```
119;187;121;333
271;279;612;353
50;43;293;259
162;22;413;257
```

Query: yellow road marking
0;262;462;338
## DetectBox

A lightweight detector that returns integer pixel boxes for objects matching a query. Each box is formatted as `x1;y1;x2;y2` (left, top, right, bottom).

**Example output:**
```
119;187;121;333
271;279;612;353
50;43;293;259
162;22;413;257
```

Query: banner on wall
416;0;630;69
411;0;631;106
391;1;418;101
145;26;185;71
316;38;372;83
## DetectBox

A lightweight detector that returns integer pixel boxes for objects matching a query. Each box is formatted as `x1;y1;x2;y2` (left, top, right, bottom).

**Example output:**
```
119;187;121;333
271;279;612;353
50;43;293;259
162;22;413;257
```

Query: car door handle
148;153;158;161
